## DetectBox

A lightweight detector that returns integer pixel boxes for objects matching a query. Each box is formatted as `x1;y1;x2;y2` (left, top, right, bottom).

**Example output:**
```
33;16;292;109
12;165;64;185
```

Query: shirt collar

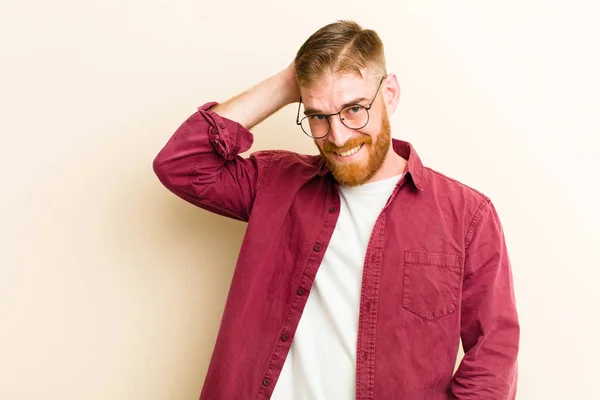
316;139;425;191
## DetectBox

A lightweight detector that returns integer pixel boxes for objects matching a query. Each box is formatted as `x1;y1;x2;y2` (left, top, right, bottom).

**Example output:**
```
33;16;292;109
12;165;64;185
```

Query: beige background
1;0;599;399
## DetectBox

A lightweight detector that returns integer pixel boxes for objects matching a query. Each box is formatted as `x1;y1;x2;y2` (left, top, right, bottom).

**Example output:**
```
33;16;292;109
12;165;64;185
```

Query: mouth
330;143;365;162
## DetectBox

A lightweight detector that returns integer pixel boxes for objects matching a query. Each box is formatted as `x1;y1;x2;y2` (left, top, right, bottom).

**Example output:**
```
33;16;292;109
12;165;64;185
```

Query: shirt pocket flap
404;251;461;268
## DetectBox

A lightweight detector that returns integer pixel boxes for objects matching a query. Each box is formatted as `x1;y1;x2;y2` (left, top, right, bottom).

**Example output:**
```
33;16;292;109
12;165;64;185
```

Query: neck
365;148;407;184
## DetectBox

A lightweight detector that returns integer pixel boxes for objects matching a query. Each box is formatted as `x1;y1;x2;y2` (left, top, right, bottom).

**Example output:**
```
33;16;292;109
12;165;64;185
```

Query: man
154;20;519;400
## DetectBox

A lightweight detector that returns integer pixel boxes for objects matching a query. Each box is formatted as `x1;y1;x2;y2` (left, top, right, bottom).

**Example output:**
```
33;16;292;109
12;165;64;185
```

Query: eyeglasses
296;76;386;139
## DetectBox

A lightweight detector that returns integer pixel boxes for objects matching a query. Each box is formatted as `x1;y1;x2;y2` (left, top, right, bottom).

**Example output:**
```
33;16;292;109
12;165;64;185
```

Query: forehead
301;71;374;112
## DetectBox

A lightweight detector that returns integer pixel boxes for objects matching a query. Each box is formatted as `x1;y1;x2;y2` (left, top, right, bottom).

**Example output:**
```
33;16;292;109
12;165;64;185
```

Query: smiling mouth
333;144;364;157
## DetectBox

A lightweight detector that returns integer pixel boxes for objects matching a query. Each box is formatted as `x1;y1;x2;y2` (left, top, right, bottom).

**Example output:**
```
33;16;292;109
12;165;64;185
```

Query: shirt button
211;128;218;134
314;245;321;252
281;333;289;341
262;378;271;386
329;206;337;213
219;123;225;128
297;287;306;296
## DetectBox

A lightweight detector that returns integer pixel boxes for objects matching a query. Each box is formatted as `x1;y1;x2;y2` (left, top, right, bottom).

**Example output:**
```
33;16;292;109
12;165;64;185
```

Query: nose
327;116;354;148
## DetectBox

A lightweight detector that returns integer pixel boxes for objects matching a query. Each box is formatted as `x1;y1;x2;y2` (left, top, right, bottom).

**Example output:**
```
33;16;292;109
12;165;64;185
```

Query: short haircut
295;20;387;87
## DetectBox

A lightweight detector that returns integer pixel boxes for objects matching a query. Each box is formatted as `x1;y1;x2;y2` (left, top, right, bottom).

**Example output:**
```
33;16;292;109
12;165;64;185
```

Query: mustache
322;136;372;153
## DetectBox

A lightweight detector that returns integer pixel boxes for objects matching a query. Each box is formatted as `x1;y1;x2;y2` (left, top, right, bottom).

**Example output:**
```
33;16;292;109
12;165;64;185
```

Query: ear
382;73;400;115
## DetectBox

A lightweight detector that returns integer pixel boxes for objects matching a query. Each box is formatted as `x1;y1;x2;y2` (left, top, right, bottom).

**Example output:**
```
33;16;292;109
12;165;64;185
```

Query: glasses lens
340;105;369;129
301;116;329;138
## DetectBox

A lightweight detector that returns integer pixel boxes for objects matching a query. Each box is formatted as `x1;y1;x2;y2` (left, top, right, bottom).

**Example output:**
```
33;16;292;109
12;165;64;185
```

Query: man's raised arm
152;64;299;221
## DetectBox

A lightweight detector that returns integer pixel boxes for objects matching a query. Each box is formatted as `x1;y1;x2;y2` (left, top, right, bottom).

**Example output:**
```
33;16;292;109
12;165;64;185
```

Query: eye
348;106;363;113
308;114;327;121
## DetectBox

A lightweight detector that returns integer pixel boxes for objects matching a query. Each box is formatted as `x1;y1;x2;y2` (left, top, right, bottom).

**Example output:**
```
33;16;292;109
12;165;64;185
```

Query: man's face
300;72;392;187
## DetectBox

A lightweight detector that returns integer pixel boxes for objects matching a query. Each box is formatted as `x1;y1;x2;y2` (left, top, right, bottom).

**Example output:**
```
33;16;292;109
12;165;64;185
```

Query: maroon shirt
153;102;519;400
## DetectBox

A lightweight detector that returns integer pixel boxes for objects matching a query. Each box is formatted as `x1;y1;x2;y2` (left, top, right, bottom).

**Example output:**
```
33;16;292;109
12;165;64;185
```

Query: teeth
337;145;362;157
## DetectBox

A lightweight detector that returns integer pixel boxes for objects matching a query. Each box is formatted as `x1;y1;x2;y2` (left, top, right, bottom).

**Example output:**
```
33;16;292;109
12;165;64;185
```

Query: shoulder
421;166;494;229
423;166;490;203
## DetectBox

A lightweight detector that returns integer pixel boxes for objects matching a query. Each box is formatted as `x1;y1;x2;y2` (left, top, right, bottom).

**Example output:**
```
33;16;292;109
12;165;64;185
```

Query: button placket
356;218;386;399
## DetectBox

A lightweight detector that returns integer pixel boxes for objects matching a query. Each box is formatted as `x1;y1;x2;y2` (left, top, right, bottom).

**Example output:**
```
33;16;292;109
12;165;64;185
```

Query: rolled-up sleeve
153;102;273;221
451;200;520;399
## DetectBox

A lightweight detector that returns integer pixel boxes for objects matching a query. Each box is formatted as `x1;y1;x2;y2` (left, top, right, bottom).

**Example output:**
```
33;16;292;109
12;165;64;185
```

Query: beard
318;107;392;187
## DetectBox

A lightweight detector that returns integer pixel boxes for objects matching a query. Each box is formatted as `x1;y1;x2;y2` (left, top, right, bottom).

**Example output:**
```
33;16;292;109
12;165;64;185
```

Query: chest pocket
402;251;462;321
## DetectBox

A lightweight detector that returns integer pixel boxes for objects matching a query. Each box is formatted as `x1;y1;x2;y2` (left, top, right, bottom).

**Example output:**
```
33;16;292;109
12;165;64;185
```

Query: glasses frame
296;76;386;139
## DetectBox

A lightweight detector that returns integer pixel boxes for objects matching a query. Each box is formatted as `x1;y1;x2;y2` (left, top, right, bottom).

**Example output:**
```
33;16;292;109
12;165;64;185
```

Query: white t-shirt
271;173;402;400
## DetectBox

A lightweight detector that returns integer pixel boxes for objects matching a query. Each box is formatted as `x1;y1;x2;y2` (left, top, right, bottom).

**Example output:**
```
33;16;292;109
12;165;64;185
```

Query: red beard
318;107;392;187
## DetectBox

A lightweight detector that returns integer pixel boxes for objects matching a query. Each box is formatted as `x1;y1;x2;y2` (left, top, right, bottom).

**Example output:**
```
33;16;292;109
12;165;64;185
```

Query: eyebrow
303;97;369;115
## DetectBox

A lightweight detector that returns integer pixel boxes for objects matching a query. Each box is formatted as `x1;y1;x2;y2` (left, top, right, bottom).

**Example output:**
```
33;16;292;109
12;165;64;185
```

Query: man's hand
282;62;301;105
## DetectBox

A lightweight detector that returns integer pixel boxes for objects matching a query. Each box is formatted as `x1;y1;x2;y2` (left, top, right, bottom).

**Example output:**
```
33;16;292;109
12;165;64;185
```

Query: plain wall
1;0;598;398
